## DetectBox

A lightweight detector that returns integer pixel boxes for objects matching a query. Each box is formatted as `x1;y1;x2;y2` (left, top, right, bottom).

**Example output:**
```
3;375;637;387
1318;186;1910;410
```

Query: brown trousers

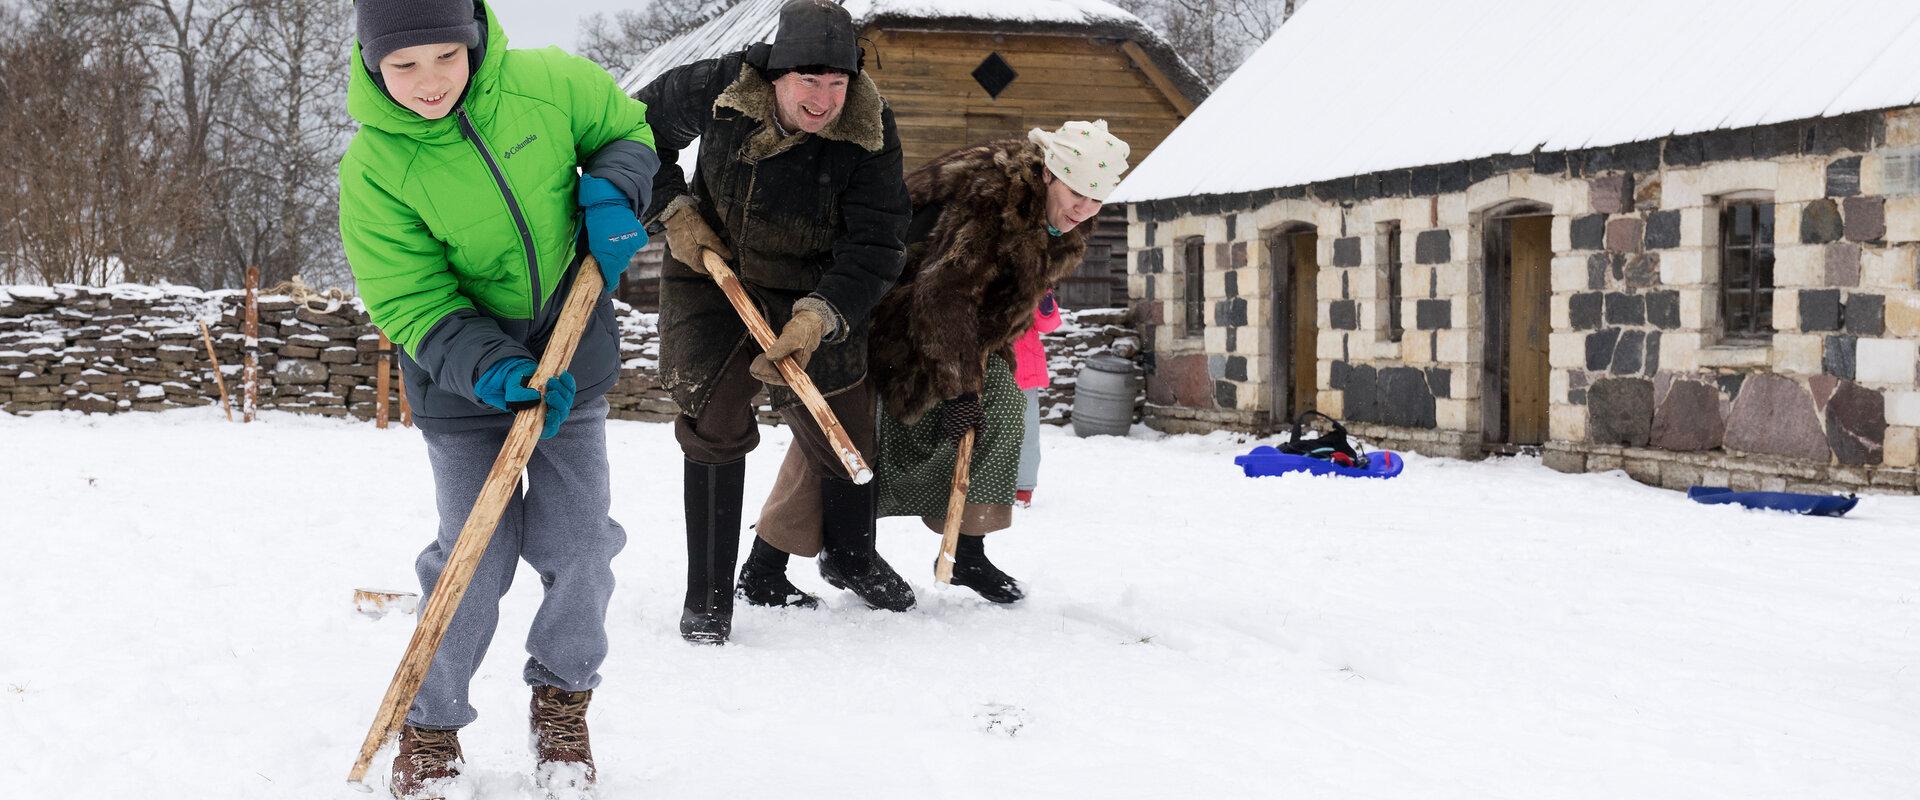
674;336;876;493
756;444;1009;557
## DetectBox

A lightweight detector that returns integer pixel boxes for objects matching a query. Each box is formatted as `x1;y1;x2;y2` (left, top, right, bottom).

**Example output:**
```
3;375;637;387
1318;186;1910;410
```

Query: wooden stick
700;248;872;484
346;265;604;789
934;427;977;584
242;266;259;423
935;353;991;584
198;321;233;422
352;588;419;619
374;333;392;429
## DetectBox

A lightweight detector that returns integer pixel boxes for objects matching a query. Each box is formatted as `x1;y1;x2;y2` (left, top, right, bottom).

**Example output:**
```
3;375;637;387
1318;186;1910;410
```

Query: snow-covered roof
1111;0;1920;204
619;0;1196;99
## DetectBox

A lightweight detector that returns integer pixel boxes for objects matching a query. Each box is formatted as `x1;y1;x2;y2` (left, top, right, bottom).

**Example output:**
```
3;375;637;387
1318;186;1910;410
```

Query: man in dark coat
635;0;914;644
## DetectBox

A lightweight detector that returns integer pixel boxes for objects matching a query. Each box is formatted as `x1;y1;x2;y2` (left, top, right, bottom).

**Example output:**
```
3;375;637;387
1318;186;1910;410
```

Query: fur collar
713;64;886;152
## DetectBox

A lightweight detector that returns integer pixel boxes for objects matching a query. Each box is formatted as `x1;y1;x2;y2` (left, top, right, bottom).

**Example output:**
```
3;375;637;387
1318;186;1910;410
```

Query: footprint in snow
977;703;1027;738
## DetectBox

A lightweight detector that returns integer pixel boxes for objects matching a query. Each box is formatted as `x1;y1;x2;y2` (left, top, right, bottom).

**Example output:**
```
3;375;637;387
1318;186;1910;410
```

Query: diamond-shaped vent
971;52;1017;99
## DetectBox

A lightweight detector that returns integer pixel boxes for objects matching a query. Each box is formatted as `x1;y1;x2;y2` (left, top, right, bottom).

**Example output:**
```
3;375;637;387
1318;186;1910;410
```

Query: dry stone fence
0;284;1139;426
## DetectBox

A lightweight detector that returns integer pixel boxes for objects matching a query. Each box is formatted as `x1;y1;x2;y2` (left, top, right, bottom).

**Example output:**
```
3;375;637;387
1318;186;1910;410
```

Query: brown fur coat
868;139;1090;423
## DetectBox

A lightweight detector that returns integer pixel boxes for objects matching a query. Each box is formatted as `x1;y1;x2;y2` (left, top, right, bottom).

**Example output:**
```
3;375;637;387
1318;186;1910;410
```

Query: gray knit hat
357;0;482;70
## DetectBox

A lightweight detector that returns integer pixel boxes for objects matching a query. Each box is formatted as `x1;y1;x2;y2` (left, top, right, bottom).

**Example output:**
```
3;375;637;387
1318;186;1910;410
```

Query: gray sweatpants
408;397;627;730
1017;388;1042;492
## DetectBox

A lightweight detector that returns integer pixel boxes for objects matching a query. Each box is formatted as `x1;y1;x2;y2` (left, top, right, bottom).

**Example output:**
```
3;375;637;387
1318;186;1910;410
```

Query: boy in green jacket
338;1;656;796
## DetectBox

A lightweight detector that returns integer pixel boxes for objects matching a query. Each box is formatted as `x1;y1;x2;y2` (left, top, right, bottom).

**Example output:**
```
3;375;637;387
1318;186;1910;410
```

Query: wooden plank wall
863;28;1187;170
1060;205;1129;309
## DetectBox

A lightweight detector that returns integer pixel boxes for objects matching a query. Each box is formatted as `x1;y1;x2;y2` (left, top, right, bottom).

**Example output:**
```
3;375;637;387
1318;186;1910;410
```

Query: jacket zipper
456;107;542;318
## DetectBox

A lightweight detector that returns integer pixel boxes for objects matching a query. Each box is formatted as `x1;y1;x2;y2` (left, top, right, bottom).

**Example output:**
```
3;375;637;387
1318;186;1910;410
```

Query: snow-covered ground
4;408;1919;799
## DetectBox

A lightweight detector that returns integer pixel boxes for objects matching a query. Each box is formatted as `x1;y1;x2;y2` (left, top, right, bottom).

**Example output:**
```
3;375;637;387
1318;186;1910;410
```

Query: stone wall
0;284;1139;427
1125;106;1920;493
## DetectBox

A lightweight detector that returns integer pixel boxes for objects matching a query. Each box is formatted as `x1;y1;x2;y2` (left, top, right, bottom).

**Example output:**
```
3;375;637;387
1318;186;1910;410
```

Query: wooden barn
614;0;1208;310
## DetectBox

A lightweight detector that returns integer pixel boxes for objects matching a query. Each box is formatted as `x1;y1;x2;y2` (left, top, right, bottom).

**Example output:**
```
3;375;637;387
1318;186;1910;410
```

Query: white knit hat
1028;120;1131;202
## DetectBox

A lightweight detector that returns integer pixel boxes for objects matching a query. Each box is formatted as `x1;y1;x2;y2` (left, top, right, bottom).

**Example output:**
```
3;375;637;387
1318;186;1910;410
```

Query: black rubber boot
816;477;916;612
949;534;1023;604
736;536;821;608
680;458;744;644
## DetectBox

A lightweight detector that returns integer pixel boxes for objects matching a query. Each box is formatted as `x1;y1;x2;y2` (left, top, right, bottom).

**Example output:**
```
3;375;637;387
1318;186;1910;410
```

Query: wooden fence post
243;266;259;423
198;321;233;421
399;376;413;428
375;332;392;429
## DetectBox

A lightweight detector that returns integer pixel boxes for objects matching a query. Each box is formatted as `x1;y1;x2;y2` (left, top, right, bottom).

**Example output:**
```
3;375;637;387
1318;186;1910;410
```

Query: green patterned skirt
875;354;1023;523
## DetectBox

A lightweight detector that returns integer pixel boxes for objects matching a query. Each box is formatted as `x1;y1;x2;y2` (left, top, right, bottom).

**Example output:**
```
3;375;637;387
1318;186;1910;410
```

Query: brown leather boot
390;725;462;799
530;685;596;791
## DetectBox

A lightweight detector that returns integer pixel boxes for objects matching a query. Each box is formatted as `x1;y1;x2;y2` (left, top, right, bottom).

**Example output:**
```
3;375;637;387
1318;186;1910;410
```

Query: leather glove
941;392;985;444
750;308;827;386
577;175;648;295
659;195;731;274
473;357;578;440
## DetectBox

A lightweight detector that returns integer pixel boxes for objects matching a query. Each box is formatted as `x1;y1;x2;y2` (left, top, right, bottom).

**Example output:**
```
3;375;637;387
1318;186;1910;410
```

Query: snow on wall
1111;0;1920;203
619;0;1147;93
0;285;1139;424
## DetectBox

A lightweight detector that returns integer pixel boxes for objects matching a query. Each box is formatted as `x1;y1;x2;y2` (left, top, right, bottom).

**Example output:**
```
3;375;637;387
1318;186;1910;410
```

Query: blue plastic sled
1687;486;1858;517
1234;445;1405;479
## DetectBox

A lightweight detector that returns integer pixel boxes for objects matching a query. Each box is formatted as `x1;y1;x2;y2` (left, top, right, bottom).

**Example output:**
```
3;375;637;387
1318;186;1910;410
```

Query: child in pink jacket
1012;290;1062;506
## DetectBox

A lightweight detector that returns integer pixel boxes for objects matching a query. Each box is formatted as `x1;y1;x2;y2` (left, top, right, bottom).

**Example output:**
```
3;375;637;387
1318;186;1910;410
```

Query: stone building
612;0;1208;311
1108;0;1920;493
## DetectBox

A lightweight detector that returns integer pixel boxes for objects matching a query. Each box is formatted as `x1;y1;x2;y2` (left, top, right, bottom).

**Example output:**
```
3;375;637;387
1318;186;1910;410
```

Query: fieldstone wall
0;284;1138;426
1126;106;1920;492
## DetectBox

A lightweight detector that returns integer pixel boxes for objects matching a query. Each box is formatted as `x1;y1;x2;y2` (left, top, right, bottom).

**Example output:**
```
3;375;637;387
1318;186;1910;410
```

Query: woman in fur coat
743;120;1132;604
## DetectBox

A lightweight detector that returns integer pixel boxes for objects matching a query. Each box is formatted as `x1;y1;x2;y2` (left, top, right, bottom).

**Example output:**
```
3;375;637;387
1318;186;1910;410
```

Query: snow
852;0;1137;25
1111;0;1920;203
4;412;1920;797
3;286;57;302
619;0;1148;93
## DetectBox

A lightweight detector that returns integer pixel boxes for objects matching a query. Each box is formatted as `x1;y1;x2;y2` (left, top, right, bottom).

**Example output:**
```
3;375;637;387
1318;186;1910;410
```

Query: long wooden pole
198;321;233;422
935;354;991;583
934;427;977;584
346;265;604;789
242;266;259;423
701;248;871;484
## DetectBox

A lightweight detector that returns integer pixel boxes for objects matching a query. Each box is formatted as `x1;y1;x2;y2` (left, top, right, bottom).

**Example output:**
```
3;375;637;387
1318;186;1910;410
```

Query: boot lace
533;689;592;756
403;727;461;770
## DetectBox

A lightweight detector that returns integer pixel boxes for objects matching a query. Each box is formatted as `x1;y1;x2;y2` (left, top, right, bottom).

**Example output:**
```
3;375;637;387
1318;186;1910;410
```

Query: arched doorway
1265;226;1318;429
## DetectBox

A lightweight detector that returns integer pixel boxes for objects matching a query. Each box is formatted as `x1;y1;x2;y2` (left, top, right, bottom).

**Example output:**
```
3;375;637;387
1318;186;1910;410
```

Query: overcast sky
485;0;635;52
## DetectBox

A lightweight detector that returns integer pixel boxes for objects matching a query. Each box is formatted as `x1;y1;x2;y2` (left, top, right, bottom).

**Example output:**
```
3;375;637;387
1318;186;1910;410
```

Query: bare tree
125;0;257;170
0;0;353;289
576;0;738;76
1119;0;1305;87
0;7;106;284
0;0;187;285
213;0;352;288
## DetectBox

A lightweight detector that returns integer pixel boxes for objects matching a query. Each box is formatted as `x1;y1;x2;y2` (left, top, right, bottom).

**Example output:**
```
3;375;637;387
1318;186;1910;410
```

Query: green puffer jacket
339;0;658;431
